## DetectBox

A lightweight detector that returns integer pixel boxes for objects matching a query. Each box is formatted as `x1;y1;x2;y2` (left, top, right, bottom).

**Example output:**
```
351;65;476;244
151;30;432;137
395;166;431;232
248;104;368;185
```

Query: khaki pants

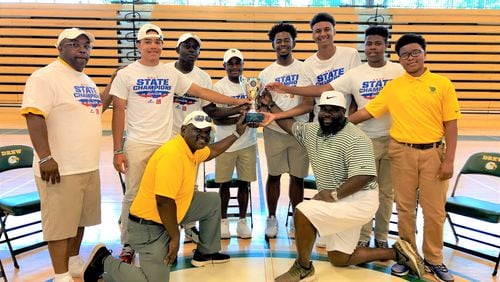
359;136;393;243
388;139;448;264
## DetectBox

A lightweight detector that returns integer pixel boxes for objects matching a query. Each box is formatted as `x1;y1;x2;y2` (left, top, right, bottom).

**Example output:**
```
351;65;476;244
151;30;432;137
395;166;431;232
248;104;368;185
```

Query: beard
319;116;346;136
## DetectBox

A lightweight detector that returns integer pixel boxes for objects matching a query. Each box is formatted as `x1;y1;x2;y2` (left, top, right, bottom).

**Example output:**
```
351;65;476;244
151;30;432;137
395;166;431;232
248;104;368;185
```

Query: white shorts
296;189;378;254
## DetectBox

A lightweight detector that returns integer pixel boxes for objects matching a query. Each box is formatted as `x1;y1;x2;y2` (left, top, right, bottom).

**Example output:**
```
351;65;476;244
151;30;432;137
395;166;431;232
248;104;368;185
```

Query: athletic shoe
119;245;135;264
184;225;200;244
275;260;315;282
391;263;409;276
357;240;369;248
68;255;84;278
424;260;455;282
393;239;425;278
265;216;278;238
82;244;111;282
191;249;230;267
221;218;231;239
375;239;389;248
236;218;252;239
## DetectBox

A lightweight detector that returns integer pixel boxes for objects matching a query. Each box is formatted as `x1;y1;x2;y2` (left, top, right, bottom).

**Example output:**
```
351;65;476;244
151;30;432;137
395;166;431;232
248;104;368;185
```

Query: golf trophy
239;76;265;123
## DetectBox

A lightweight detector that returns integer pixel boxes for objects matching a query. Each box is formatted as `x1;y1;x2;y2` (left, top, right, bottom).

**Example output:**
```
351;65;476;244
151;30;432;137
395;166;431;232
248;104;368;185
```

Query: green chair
204;163;253;227
444;152;500;276
0;145;46;269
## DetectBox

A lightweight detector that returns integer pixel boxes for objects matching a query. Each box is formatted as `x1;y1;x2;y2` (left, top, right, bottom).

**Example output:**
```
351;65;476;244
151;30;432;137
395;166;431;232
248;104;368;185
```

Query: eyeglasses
191;115;212;123
62;42;92;51
399;49;423;60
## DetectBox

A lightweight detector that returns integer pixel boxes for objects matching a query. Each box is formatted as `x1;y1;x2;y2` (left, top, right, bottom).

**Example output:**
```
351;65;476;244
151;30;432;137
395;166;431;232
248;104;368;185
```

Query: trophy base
245;112;264;123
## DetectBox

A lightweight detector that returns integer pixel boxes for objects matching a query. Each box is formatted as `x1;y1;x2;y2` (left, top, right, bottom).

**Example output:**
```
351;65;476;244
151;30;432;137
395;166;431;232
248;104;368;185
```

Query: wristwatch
330;190;339;201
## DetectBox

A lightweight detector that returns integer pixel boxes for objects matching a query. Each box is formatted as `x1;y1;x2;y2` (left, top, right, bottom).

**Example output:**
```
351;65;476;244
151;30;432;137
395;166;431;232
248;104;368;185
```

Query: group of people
21;10;460;282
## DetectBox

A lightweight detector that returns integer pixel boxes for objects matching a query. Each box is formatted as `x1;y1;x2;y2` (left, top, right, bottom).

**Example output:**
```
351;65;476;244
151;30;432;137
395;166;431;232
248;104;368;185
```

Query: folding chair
0;145;47;269
444;152;500;276
203;163;253;227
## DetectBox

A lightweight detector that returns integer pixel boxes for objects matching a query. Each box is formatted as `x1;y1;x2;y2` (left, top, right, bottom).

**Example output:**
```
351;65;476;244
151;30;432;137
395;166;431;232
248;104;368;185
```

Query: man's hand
312;190;336;202
113;153;128;173
235;111;250;132
438;159;454;180
258;89;274;109
266;82;288;94
40;158;60;184
259;112;276;127
164;238;180;266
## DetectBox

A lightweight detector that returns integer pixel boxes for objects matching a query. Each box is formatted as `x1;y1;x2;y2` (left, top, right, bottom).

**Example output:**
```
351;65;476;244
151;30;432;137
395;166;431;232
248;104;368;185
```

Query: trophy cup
239;76;265;123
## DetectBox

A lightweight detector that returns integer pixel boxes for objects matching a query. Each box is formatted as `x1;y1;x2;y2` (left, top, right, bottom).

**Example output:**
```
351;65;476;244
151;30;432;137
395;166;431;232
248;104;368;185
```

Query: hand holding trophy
239;76;265;123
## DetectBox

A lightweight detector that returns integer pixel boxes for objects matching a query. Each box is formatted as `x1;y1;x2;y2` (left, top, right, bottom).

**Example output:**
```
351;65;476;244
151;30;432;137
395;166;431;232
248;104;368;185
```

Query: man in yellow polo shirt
83;111;248;282
349;33;460;282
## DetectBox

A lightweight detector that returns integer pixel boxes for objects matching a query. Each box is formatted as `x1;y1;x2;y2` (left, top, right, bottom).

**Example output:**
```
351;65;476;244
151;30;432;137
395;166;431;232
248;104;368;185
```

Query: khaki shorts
215;144;256;183
263;128;309;177
35;170;101;241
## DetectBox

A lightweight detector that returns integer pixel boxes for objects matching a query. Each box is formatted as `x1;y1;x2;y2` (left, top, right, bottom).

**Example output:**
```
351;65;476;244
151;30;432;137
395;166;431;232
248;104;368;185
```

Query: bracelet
114;149;124;155
38;155;53;165
232;131;241;138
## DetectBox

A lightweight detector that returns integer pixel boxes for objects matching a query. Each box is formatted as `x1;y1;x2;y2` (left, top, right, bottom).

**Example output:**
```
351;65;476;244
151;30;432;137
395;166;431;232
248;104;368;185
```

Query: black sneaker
191;249;230;267
83;244;111;282
375;239;389;248
424;260;455;282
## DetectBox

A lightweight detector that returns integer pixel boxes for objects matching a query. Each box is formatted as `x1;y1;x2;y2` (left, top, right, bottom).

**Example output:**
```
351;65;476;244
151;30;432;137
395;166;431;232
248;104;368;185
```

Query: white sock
69;255;82;265
54;272;74;282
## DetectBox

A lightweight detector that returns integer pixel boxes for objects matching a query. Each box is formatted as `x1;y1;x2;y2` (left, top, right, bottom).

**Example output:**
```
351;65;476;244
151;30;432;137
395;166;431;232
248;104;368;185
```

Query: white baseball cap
56;28;95;47
182;111;214;130
137;23;163;41
223;48;244;63
318;90;346;109
176;33;202;48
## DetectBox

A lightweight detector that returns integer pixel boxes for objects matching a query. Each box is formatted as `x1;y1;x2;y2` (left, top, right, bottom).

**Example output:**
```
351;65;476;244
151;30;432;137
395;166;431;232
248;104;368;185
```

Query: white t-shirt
21;60;102;176
165;62;212;136
303;46;361;119
212;76;257;152
110;61;192;145
331;61;405;138
259;59;310;134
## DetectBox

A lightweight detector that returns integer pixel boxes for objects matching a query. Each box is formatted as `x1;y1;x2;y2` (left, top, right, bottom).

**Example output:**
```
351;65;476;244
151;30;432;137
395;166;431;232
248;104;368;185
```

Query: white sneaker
288;218;295;239
265;216;278;238
68;255;84;278
315;235;326;248
221;218;231;239
236;218;252;239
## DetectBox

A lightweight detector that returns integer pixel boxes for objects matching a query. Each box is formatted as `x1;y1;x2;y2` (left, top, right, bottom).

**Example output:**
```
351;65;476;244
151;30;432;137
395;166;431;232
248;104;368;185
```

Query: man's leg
48;239;71;274
373;136;393;246
236;180;249;218
218;181;232;219
288;175;304;211
266;174;281;217
294;209;316;267
68;227;84;257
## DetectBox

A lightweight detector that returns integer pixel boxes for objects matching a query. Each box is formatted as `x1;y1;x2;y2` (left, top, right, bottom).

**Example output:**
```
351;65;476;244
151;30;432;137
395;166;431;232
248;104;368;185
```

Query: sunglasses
63;42;92;51
191;115;212;123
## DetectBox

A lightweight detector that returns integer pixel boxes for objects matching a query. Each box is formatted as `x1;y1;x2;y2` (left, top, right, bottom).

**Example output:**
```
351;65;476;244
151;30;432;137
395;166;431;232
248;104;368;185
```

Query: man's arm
112;96;127;173
312;175;375;202
156;195;180;266
348;108;374;124
203;103;248;126
99;69;121;112
206;113;248;161
266;82;332;97
188;83;248;106
259;89;313;120
262;104;296;135
439;119;458;180
24;113;60;184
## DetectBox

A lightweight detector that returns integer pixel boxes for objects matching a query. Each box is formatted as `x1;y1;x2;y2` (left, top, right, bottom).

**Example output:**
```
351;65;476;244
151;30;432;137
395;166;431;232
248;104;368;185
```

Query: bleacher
0;3;498;113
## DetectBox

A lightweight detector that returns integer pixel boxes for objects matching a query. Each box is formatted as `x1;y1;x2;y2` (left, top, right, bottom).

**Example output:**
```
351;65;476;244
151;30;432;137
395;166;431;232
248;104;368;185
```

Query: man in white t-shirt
257;22;313;239
267;26;405;249
21;28;112;282
204;49;256;239
165;33;212;243
111;24;247;263
303;12;361;119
